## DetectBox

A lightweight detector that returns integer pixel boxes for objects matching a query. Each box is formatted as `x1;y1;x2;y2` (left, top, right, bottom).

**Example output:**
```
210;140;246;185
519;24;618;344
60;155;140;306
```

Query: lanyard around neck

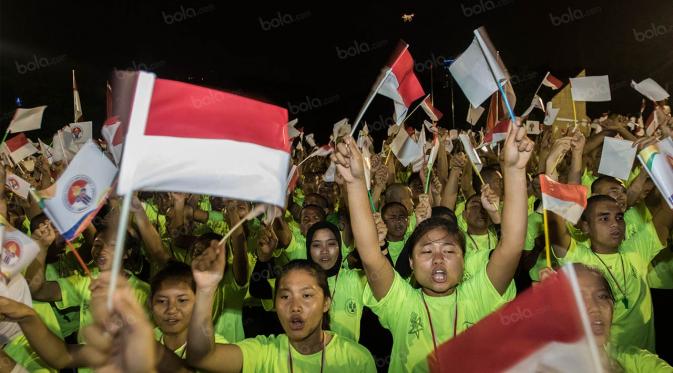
421;289;458;365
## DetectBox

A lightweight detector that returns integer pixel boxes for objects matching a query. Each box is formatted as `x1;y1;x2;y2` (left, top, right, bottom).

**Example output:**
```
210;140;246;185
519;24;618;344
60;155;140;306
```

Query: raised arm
332;138;394;300
544;138;574;257
25;222;63;302
486;121;533;294
131;194;171;267
441;152;466;210
186;241;243;372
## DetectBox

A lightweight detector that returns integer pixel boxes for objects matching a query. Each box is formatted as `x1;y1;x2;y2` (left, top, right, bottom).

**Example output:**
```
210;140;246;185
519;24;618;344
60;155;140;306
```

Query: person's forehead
589;200;621;215
595;180;625;192
384;205;406;216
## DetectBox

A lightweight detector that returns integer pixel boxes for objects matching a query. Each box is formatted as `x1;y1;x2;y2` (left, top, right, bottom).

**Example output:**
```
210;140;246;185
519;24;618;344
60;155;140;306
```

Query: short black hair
581;195;619;222
381;202;408;217
431;206;457;226
150;261;195;299
304;193;329;209
301;204;326;220
591;176;624;194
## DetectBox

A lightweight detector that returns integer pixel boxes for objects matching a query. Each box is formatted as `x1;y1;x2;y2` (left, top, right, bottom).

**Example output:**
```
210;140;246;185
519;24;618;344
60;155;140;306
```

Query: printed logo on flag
2;240;21;266
72;126;83;140
7;177;20;191
63;175;96;213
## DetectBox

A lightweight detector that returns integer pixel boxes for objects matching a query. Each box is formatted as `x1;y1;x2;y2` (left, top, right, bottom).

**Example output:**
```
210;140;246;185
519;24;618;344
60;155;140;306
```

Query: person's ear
409;257;414;272
323;296;332;313
580;219;590;234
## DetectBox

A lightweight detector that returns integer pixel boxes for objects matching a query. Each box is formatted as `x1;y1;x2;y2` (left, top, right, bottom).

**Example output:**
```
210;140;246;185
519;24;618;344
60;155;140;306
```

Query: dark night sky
1;0;672;145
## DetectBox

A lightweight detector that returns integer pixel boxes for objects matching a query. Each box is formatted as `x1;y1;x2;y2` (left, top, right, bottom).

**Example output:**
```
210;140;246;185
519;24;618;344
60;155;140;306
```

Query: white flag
68;121;93;145
459;133;482;172
391;128;423;167
38;139;62;164
544;102;560;126
4;172;31;200
466;105;485;125
1;224;40;279
8;106;47;134
631;78;669;102
570;76;611;102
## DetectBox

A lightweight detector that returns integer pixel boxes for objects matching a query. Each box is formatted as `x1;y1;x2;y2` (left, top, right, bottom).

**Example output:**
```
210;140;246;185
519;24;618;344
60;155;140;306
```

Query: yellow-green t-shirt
153;327;229;360
559;221;664;352
2;334;56;372
212;253;249;343
236;332;376;372
610;344;673;372
462;230;498;282
581;169;597;192
363;269;515;372
55;269;150;343
328;269;366;342
647;249;673;289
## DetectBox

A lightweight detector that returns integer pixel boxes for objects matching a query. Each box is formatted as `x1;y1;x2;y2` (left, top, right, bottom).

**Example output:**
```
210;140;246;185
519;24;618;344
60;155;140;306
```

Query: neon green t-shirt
559;221;664;352
647;249;673;289
45;263;80;338
212;266;248;343
363;269;515;372
610;344;673;372
236;332;376;372
55;269;150;343
581;169;597;192
328;269;366;342
154;327;229;360
523;212;553;282
462;230;498;282
2;334;56;372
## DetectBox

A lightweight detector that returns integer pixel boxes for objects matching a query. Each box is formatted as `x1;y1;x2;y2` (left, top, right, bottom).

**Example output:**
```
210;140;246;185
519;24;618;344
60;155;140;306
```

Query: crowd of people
0;91;672;373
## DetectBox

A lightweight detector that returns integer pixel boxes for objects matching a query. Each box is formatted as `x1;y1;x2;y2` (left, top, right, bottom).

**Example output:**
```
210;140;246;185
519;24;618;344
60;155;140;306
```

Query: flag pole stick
217;205;265;246
531;72;547;99
107;192;133;310
542;208;552;268
350;68;393;137
398;104;422;127
450;75;456;129
58;131;69;167
424;165;433;194
472;40;517;124
0;128;10;146
366;190;376;212
66;241;91;276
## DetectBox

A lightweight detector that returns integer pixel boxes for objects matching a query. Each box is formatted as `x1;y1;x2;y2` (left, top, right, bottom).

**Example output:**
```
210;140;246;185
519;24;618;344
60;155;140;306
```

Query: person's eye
303;293;313;298
280;294;289;300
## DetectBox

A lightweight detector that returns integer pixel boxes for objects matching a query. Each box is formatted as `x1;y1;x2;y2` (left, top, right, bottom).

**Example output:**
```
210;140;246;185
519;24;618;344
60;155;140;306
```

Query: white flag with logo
68;121;93;145
4;172;31;200
39;141;117;241
1;224;40;279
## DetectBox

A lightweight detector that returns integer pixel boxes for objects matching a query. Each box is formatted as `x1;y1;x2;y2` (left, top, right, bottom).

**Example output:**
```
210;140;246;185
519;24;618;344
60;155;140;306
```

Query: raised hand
415;194;432;224
481;184;500;214
331;137;365;184
502;119;534;170
31;221;57;250
191;240;226;291
256;223;278;262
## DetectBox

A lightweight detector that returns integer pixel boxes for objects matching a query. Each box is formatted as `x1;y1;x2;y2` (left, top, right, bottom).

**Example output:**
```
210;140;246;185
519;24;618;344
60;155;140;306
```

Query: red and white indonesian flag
541;72;563;90
4;133;39;164
521;95;546;117
483;120;510;144
5;172;31;200
101;116;123;165
420;95;443;121
0;222;40;279
8;106;47;134
540;174;588;224
430;265;603;372
449;27;510;108
377;42;426;123
115;72;290;207
40;141;117;241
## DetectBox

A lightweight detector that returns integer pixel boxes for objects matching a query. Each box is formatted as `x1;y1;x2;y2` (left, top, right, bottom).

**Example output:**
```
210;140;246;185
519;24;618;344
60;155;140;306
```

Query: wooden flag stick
542;208;552;268
107;192;133;310
217;205;265;246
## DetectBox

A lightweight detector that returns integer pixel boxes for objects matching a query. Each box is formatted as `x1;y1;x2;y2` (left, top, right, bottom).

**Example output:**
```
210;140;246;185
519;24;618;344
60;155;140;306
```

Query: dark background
1;0;672;368
1;0;672;145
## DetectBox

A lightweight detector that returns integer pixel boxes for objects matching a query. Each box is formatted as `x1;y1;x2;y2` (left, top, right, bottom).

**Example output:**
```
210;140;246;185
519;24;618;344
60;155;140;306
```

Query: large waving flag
7;106;47;134
539;174;588;224
430;265;603;372
39;141;117;241
0;216;40;280
377;42;426;123
115;71;290;207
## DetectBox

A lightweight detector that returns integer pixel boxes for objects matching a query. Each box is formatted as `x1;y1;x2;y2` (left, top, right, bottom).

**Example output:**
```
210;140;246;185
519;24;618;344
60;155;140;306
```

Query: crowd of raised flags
0;26;672;372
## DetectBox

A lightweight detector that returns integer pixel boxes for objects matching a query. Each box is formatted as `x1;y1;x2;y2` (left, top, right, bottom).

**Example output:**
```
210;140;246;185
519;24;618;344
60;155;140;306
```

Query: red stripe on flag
543;73;563;90
388;44;425;107
431;270;585;372
6;133;29;152
539;175;588;208
144;79;290;152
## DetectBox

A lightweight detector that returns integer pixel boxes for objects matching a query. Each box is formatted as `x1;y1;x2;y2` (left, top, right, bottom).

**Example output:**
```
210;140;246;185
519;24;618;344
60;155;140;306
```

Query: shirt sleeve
236;335;270;372
461;266;516;316
362;271;416;331
628;221;665;263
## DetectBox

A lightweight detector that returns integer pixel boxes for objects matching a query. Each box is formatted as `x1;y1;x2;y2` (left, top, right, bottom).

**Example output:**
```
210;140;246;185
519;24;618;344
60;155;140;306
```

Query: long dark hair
305;221;342;277
274;260;331;330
